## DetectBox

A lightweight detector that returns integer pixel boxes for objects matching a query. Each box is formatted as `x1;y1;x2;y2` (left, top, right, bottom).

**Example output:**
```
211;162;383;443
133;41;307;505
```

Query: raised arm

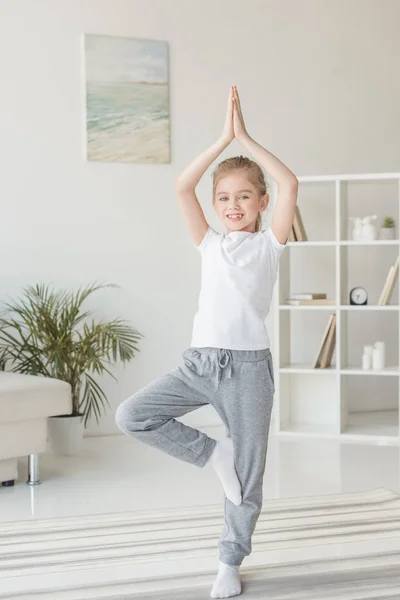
232;86;298;245
174;87;235;246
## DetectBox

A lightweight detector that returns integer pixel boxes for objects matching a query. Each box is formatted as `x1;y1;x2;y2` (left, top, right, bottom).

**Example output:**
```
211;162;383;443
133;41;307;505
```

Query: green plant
382;216;396;228
0;282;143;426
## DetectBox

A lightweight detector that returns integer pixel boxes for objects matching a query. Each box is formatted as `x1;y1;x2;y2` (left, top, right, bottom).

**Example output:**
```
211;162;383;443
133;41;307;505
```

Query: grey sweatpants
115;346;275;566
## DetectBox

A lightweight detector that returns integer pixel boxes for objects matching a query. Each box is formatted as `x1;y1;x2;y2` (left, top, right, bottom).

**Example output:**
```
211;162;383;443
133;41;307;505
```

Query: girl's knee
115;394;142;433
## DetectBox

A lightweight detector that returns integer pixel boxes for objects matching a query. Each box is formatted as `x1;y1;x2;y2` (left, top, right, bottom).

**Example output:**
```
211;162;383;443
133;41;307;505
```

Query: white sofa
0;372;72;486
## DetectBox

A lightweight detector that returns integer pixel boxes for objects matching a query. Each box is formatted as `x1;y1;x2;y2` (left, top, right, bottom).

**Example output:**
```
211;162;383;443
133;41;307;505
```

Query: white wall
0;0;399;435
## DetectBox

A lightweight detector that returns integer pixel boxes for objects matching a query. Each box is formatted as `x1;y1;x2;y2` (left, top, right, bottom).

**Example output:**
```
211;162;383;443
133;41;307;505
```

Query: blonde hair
212;155;268;233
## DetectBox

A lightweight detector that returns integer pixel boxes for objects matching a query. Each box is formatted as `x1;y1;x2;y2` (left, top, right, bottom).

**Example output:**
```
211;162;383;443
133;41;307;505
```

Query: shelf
275;172;400;442
287;241;335;247
280;305;398;310
279;422;338;438
287;240;400;246
280;364;336;373
340;305;399;310
343;410;399;438
341;366;399;376
341;240;400;245
280;365;399;375
280;305;337;310
297;173;400;183
279;415;399;440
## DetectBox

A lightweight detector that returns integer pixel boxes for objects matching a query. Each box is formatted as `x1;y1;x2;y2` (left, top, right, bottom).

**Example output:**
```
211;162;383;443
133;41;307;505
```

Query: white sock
209;438;242;506
210;560;241;598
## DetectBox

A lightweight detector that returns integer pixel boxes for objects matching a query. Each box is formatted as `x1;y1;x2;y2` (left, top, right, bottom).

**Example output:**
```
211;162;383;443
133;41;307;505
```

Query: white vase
373;341;385;369
47;415;85;455
380;227;396;240
350;217;363;241
362;352;372;370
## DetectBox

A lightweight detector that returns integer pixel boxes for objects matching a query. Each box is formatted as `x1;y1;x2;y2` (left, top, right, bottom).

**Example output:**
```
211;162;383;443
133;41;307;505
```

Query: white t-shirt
190;225;287;350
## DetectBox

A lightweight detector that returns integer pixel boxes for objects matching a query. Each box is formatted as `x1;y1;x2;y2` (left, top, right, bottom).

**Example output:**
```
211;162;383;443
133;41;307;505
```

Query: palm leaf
80;373;110;427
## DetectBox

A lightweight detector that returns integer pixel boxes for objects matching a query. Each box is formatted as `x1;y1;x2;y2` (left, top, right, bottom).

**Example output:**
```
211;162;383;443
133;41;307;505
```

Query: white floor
2;425;400;599
1;424;399;522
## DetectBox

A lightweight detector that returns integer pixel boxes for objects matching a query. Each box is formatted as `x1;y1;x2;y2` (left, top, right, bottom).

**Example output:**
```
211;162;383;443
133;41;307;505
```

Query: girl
116;86;298;598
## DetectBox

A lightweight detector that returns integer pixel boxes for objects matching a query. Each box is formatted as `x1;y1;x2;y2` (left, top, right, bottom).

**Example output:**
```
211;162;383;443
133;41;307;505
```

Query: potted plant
380;216;396;240
0;282;143;454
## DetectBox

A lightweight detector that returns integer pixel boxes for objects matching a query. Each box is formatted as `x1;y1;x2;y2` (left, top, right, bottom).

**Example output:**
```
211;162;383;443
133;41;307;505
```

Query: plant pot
47;414;85;455
380;227;396;240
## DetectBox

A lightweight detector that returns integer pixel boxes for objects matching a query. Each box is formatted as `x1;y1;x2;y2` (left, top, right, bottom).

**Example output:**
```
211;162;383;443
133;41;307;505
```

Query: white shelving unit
272;173;400;445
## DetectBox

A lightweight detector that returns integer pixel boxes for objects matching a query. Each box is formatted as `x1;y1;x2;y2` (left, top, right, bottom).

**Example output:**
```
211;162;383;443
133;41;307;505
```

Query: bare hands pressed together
175;84;298;247
221;85;249;145
217;85;298;245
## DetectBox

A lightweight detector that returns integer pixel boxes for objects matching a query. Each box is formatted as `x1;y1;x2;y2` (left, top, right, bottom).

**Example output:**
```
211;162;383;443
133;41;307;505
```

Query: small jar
372;346;385;370
364;344;374;357
374;341;385;368
362;352;372;370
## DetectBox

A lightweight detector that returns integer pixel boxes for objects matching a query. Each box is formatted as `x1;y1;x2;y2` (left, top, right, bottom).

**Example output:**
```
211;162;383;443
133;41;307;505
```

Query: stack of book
312;313;336;369
289;206;308;241
285;293;335;306
377;256;400;305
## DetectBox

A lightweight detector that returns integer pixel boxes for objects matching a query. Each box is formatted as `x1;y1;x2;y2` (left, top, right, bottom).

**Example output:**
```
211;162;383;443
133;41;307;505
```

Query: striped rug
1;487;400;598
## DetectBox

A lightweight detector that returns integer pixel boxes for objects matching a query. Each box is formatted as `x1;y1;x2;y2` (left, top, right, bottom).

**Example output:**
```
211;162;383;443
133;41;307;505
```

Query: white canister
374;341;385;366
364;344;374;357
362;352;372;370
372;346;385;370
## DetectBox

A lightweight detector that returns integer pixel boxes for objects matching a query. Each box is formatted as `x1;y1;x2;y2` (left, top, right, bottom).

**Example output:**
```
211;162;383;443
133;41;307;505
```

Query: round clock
349;286;368;305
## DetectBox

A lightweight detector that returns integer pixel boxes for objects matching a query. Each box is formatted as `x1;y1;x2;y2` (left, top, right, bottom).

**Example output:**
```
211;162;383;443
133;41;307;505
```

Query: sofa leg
26;454;41;486
1;480;15;487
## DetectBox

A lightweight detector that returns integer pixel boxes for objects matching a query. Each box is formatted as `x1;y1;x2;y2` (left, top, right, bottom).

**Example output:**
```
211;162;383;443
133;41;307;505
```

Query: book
381;266;395;305
289;226;297;242
295;205;308;241
290;293;327;300
377;266;394;305
382;256;400;305
292;209;302;241
285;299;335;305
312;313;335;368
378;256;400;305
320;314;336;368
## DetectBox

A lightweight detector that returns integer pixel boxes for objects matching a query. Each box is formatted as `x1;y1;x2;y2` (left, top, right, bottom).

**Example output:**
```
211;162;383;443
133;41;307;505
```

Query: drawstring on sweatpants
217;348;233;380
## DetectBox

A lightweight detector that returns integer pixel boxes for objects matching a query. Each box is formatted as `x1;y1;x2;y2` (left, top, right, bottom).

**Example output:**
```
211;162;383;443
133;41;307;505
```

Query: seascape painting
84;34;170;163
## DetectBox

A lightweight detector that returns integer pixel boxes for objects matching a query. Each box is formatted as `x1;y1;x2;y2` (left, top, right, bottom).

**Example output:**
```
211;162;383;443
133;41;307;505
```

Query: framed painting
83;34;170;163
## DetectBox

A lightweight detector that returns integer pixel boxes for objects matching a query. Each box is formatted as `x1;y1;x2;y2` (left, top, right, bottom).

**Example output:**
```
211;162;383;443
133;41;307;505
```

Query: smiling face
213;172;269;233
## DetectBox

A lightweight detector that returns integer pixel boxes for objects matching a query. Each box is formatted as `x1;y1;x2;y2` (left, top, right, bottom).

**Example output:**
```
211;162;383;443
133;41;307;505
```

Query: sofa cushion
0;373;72;422
0;458;17;481
0;419;47;459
